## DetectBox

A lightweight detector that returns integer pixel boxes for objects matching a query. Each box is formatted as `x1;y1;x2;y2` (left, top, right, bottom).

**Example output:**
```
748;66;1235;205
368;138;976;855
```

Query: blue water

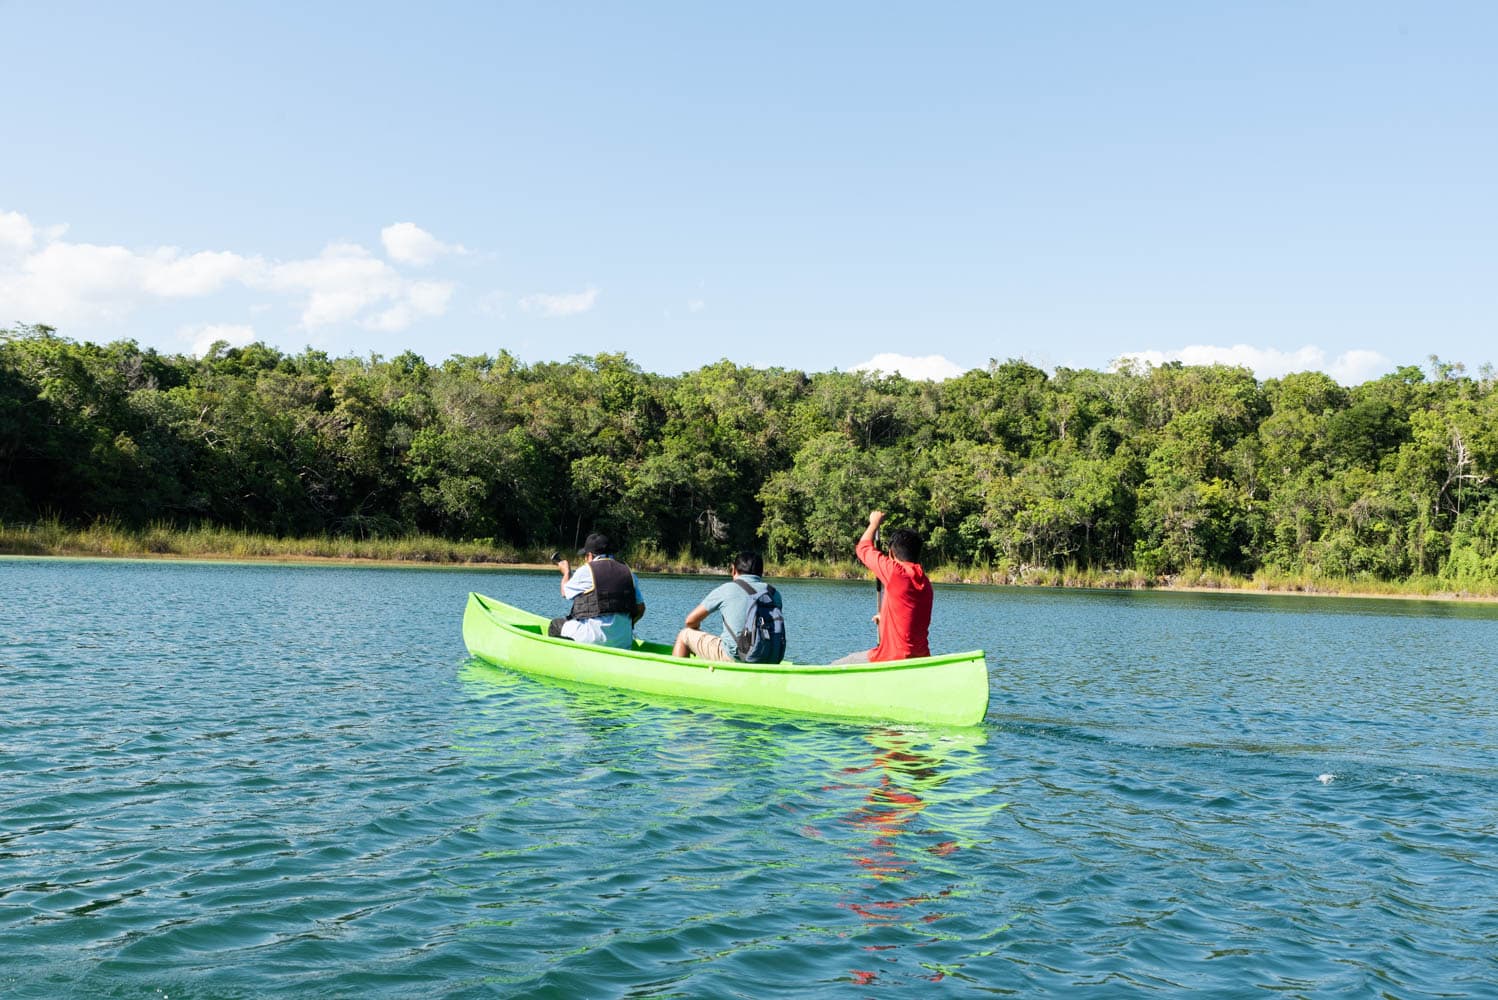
3;557;1497;997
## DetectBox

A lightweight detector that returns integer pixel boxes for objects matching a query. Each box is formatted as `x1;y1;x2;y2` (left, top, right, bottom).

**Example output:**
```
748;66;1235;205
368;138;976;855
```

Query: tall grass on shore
917;561;1498;600
5;519;1497;601
0;519;527;565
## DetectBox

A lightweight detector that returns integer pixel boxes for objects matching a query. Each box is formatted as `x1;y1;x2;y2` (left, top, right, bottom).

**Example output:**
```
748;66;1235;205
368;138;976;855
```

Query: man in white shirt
549;532;646;649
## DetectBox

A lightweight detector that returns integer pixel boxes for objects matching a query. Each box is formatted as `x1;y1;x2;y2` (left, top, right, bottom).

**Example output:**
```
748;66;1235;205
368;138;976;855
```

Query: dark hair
580;532;615;555
887;527;923;563
733;550;764;576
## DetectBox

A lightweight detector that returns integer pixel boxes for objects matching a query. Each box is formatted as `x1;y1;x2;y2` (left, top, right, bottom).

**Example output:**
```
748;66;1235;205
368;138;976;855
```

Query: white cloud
0;210;457;335
853;352;966;381
263;242;404;328
268;243;454;333
4;241;160;324
380;222;465;266
687;298;705;312
0;210;38;260
1112;344;1394;385
181;323;257;356
1326;349;1393;385
144;248;262;297
365;280;455;332
520;287;598;318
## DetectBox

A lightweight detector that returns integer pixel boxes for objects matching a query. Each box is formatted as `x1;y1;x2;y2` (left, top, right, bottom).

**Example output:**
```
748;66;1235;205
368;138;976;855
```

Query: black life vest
568;558;637;619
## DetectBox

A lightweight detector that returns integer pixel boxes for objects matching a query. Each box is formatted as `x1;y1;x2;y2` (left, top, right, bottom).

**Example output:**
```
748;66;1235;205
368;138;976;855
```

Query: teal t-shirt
701;574;783;655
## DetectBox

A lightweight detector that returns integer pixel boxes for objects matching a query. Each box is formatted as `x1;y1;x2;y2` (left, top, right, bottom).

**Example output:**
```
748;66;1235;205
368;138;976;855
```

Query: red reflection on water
846;748;936;881
838;734;960;985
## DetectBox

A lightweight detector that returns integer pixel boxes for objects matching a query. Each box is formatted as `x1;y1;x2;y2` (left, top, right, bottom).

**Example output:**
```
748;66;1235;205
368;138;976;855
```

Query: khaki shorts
678;627;734;663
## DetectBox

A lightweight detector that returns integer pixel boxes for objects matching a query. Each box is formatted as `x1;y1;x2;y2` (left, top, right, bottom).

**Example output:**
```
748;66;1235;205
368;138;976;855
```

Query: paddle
873;524;883;632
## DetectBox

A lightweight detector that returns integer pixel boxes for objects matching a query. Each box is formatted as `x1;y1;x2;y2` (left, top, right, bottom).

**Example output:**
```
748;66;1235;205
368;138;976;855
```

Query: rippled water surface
4;557;1497;997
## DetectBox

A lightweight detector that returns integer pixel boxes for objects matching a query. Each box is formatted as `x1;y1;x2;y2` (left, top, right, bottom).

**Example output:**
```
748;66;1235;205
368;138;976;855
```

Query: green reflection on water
453;657;1015;986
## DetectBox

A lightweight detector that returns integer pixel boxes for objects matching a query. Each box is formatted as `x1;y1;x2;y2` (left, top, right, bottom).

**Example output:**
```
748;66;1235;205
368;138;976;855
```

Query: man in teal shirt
672;550;785;663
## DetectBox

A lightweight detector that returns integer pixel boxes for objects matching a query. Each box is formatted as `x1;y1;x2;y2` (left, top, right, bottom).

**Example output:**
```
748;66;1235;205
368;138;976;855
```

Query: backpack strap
734;579;777;600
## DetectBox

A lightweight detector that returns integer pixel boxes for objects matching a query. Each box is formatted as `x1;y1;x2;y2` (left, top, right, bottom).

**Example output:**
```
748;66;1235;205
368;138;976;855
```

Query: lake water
3;557;1497;997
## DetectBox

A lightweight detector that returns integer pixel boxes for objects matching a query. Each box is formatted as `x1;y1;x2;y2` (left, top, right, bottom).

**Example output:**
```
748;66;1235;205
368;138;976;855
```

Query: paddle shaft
874;524;883;629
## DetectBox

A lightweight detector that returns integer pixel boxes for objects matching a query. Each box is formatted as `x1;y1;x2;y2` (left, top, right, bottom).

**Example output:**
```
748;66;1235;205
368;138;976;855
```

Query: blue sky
2;2;1494;382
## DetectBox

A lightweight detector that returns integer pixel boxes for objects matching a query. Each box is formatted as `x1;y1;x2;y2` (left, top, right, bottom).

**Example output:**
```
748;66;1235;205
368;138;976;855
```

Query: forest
3;323;1497;586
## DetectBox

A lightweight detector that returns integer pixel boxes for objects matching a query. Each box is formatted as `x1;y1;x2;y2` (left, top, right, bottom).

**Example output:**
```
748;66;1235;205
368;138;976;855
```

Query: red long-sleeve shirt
856;536;932;661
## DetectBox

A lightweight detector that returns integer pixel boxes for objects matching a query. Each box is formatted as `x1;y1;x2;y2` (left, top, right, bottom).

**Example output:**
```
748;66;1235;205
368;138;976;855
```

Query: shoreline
5;546;1496;605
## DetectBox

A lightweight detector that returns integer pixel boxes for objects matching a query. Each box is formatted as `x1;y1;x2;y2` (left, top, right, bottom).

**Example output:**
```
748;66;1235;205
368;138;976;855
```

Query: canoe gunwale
467;591;985;675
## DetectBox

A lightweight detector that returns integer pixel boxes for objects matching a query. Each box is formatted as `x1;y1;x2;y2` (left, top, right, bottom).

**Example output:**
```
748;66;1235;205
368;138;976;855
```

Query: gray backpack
729;579;786;664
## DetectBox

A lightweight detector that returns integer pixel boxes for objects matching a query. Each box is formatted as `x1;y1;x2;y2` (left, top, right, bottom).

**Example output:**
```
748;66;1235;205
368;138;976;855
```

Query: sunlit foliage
3;325;1495;582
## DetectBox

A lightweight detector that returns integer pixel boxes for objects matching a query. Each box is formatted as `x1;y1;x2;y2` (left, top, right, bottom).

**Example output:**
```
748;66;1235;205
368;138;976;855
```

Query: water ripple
3;560;1497;996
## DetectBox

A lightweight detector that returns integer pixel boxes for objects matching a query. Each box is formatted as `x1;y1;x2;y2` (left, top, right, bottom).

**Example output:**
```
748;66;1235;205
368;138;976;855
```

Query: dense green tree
4;325;1497;585
760;431;900;561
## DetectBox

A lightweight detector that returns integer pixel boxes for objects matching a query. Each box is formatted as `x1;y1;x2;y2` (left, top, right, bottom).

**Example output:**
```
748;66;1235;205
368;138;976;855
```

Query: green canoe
462;592;990;726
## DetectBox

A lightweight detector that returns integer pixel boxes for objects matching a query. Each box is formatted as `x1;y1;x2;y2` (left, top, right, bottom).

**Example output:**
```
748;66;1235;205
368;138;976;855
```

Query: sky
2;1;1494;383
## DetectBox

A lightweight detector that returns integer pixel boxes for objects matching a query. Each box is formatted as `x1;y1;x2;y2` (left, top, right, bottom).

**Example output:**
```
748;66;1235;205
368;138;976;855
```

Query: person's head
579;532;615;558
732;550;764;576
887;527;923;563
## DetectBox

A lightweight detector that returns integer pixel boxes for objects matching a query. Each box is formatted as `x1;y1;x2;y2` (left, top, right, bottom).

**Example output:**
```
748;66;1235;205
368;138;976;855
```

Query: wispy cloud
1113;344;1393;385
0;210;66;260
853;352;966;381
0;210;457;335
262;241;453;331
519;287;598;318
180;322;257;356
380;222;466;266
0;219;263;325
363;281;455;333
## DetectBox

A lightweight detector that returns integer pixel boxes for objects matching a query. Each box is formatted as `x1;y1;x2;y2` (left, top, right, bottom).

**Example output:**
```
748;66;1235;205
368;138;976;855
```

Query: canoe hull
462;592;989;726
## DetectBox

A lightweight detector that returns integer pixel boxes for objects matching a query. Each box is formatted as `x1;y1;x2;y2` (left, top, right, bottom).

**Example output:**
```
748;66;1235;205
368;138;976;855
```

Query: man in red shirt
833;510;932;664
